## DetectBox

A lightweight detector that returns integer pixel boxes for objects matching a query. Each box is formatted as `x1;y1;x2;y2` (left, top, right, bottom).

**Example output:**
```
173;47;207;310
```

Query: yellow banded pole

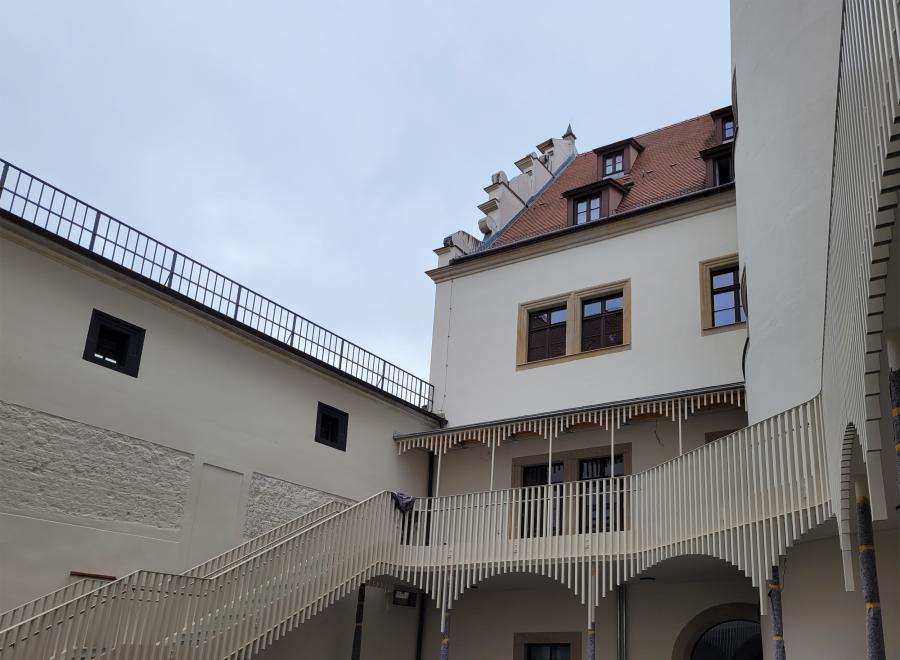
855;478;886;660
439;613;450;660
766;565;786;660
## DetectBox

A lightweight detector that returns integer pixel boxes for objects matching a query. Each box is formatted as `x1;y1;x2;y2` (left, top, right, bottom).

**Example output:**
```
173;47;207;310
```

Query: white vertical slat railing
0;494;396;660
398;395;830;623
0;500;349;636
0;396;829;657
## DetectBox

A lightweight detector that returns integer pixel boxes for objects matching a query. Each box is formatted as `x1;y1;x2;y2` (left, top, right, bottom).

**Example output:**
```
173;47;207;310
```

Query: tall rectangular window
581;293;624;351
520;462;563;538
578;455;625;532
714;155;733;185
604;151;624;176
710;266;745;327
527;306;567;362
723;115;735;140
574;195;601;225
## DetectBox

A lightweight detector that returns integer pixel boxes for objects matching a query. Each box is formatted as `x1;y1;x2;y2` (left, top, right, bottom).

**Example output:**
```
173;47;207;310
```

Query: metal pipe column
855;478;886;660
766;565;786;660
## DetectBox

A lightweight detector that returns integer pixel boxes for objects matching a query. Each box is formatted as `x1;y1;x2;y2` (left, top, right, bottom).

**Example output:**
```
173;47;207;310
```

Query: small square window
604;151;624;176
82;310;145;378
392;589;418;607
315;402;349;451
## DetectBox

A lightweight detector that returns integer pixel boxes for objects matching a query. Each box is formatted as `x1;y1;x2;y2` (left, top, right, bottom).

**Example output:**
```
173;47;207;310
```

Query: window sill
517;343;631;370
701;321;746;336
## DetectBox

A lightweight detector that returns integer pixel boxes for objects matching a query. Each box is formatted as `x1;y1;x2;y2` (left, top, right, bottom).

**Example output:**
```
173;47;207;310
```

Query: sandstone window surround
516;279;631;369
698;254;746;334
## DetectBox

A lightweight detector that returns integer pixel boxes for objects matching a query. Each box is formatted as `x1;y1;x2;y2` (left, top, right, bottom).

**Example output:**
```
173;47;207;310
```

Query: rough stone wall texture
0;400;192;529
244;472;350;539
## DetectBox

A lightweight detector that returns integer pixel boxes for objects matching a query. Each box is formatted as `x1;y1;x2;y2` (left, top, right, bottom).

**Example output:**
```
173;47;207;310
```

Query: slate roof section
489;112;725;249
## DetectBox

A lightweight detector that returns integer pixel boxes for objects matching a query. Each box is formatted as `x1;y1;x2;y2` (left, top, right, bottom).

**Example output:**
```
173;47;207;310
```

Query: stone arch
671;602;761;660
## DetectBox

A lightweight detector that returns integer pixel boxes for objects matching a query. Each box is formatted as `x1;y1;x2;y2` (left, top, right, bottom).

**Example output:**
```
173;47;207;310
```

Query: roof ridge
632;110;716;140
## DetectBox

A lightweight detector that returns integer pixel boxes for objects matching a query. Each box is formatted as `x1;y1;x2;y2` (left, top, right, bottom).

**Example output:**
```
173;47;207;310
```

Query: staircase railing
0;500;348;638
0;397;831;657
0;493;397;660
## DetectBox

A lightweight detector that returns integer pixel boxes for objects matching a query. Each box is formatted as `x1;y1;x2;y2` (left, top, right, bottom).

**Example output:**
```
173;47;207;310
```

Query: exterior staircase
0;396;830;659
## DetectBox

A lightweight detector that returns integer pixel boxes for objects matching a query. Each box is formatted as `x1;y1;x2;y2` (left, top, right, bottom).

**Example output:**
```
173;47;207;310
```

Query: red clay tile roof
488;112;725;249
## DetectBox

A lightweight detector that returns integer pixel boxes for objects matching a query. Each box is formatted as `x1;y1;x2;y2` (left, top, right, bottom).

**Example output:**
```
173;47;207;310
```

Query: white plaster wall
418;568;757;660
254;585;421;660
437;409;748;496
430;204;745;424
0;229;432;609
760;527;899;660
730;0;843;423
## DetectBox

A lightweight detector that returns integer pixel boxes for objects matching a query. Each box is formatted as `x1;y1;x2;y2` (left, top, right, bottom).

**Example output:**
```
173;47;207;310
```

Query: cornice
427;186;736;283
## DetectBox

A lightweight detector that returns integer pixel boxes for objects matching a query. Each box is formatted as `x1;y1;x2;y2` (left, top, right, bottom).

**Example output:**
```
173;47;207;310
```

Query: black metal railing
0;158;434;410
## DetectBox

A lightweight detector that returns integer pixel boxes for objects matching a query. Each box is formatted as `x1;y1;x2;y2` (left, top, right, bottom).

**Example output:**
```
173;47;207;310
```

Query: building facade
0;1;898;659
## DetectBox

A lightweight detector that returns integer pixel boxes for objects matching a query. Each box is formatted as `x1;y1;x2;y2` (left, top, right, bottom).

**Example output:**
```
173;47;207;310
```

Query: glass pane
522;465;562;487
553;646;571;660
527;646;551;660
723;119;735;140
713;292;734;311
712;270;735;288
590;197;600;209
603;295;624;311
530;311;549;328
716;158;733;184
714;309;737;326
604;160;613;174
550;463;564;484
589;207;600;221
615;154;623;169
583;300;602;317
550;308;567;324
576;201;587;213
580;457;610;480
576;210;587;225
602;312;624;347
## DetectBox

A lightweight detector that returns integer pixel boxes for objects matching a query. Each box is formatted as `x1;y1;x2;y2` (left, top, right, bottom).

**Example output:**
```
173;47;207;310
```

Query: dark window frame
722;115;735;140
710;265;744;328
82;309;146;378
580;292;625;352
573;194;602;226
714;155;733;185
603;150;624;176
527;305;567;363
526;643;572;660
314;402;349;451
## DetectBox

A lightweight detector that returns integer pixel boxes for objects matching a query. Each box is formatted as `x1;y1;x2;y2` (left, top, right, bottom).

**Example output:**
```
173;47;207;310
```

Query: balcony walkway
0;395;829;659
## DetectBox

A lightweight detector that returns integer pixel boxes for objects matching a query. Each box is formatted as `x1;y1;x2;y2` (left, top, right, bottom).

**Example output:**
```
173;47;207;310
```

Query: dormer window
603;152;624;176
723;115;735;141
714;155;733;185
575;195;601;225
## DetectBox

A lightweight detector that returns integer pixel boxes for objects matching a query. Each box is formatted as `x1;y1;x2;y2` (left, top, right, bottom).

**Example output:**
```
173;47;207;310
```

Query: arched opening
671;603;760;660
690;619;762;660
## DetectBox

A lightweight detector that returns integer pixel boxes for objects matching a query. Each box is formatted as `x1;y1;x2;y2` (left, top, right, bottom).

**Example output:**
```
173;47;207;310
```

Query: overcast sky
1;1;730;379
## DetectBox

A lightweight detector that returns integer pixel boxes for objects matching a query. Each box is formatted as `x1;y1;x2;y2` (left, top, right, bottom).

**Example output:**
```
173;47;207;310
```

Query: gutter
454;182;736;265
